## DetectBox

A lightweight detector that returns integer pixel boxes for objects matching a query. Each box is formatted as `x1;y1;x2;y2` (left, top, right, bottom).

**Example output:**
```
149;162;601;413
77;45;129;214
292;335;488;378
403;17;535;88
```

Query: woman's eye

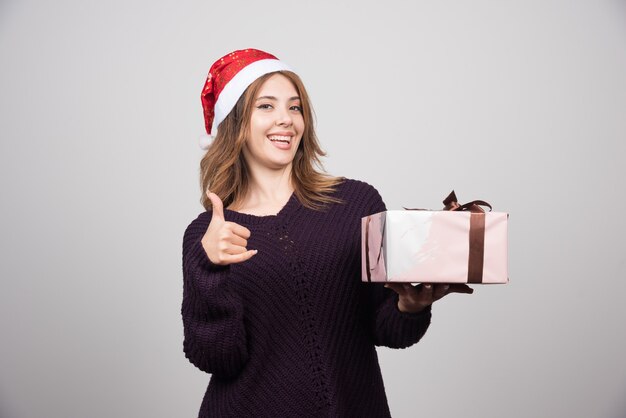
257;104;273;110
290;105;303;112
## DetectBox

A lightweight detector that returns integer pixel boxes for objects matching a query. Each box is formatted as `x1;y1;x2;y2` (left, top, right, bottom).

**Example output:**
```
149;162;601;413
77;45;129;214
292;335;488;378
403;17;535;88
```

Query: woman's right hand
201;192;258;265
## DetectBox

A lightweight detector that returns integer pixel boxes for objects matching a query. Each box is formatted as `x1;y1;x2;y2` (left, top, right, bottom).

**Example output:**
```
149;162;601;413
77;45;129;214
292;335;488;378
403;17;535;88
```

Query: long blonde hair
200;71;343;211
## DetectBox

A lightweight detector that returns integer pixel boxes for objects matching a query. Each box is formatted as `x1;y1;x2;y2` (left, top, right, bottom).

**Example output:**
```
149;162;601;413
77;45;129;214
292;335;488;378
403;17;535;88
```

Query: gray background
1;0;625;417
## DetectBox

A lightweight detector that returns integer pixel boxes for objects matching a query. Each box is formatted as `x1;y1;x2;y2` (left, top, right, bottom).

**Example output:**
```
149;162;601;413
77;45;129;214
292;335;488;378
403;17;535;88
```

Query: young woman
182;49;472;417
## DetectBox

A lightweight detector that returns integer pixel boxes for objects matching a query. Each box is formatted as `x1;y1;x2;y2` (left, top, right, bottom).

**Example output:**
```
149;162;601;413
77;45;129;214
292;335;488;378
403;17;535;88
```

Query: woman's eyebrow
255;96;301;101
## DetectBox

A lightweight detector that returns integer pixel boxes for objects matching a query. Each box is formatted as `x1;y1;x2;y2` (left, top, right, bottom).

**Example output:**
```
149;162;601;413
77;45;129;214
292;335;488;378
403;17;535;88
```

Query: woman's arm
365;282;433;349
359;183;432;349
181;214;249;379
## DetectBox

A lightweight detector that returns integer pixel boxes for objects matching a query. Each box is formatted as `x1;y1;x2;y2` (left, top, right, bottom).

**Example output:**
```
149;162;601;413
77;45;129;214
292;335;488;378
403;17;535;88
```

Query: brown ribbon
365;217;372;282
442;190;491;283
365;215;385;282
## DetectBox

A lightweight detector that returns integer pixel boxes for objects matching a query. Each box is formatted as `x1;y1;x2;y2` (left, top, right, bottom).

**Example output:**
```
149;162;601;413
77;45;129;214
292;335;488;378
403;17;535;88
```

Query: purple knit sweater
181;179;431;417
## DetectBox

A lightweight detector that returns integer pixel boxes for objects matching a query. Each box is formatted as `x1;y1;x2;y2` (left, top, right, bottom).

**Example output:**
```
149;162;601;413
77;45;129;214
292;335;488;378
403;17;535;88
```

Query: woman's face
243;73;304;173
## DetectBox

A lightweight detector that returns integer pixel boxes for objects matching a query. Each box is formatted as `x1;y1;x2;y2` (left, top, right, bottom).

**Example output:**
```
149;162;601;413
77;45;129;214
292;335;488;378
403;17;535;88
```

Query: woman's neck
231;164;295;216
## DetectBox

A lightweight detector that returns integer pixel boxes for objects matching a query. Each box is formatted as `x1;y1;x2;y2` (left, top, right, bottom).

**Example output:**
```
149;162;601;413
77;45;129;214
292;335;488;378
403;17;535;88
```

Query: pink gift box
361;210;508;284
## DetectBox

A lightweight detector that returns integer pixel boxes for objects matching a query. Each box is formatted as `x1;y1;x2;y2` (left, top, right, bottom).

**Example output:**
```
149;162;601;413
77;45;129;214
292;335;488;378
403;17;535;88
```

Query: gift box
361;192;508;284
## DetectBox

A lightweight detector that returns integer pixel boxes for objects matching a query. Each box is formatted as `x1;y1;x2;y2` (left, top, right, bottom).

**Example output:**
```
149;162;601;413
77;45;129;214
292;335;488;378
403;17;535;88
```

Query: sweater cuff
387;293;432;323
396;302;432;319
378;294;432;348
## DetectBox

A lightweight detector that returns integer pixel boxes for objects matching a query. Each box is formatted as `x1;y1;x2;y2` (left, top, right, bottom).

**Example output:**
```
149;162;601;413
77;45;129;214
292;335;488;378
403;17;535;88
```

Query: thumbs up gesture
201;191;258;265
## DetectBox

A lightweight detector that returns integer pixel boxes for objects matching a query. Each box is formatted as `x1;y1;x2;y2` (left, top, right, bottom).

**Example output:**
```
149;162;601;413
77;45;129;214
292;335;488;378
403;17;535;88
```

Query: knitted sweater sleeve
361;184;432;349
181;213;248;379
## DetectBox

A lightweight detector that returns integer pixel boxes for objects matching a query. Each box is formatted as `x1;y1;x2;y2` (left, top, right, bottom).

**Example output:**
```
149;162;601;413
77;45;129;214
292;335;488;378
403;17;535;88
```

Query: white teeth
268;135;291;143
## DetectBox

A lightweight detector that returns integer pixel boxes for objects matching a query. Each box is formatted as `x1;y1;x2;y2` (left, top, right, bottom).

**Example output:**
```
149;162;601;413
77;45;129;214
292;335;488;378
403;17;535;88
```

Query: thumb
207;191;225;221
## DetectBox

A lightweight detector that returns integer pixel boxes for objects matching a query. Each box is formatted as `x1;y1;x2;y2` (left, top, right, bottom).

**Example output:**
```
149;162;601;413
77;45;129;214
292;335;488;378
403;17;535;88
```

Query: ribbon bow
442;190;492;213
442;190;490;283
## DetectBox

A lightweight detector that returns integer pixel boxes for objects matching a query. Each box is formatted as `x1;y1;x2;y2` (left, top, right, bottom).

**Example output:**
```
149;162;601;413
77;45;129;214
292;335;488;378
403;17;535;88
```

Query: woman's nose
275;107;293;127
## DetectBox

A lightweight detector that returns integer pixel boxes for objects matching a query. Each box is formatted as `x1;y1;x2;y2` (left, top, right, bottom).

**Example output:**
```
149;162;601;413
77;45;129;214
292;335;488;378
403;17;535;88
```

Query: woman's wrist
397;296;429;314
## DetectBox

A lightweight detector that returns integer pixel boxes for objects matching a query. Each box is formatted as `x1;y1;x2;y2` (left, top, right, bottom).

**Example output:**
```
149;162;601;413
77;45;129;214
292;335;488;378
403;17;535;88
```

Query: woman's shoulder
333;177;386;214
335;177;382;199
183;210;212;243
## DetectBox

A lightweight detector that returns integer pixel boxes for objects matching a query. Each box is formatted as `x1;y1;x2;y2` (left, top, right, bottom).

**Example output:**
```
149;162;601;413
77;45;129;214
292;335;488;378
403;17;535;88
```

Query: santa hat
199;48;293;149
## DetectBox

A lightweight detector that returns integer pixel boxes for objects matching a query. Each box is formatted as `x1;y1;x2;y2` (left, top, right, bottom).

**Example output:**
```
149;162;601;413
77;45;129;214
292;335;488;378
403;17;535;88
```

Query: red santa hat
199;48;293;149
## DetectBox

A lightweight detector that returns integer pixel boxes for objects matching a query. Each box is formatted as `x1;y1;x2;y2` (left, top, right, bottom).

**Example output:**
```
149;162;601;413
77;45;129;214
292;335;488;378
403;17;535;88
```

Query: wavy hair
200;71;343;211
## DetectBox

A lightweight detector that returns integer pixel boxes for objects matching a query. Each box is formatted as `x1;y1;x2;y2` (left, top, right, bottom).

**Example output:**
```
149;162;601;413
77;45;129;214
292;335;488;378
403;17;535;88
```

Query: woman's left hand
384;283;474;314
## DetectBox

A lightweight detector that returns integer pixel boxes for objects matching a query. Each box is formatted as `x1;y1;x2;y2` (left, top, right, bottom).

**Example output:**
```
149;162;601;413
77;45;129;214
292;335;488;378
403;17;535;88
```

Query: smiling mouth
268;135;292;144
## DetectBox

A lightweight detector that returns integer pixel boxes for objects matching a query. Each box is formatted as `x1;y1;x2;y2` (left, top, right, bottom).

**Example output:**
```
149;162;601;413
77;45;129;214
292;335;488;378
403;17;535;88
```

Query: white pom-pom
198;133;214;150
